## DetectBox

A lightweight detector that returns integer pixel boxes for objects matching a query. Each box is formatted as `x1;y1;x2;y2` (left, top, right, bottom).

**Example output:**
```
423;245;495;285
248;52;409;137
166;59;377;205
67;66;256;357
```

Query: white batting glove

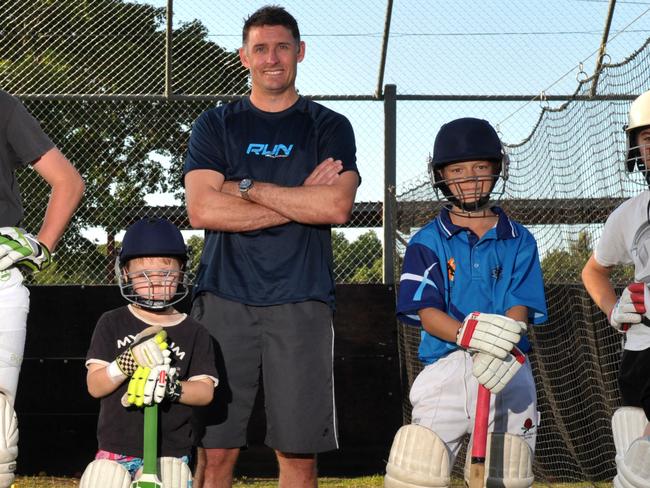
0;227;51;272
609;283;646;333
473;346;526;394
456;312;527;360
113;325;170;378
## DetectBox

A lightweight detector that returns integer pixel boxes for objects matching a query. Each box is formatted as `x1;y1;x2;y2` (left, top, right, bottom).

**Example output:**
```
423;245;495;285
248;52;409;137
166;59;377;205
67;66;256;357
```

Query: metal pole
590;0;616;97
375;0;394;98
165;0;173;98
383;84;397;285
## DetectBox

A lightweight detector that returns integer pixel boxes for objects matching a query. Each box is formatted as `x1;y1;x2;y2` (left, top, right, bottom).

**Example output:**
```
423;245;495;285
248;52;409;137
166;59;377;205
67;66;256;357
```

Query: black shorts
191;293;338;453
618;347;650;419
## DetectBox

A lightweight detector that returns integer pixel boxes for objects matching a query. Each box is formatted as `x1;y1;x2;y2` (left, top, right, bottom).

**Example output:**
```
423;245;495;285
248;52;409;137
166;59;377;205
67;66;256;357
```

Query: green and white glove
110;326;170;379
0;227;51;272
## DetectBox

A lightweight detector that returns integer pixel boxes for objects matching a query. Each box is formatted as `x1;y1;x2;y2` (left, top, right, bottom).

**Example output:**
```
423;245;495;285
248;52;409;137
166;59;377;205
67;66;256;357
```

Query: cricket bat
131;404;162;488
469;385;491;488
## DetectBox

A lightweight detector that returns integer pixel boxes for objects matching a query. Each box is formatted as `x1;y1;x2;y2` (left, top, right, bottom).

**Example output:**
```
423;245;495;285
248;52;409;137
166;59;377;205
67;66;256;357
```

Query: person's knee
384;424;451;488
203;447;239;470
276;451;317;473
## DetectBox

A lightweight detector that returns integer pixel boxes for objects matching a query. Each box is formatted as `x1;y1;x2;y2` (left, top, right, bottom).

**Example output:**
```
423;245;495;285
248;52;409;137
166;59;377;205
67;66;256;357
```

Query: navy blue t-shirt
184;96;359;308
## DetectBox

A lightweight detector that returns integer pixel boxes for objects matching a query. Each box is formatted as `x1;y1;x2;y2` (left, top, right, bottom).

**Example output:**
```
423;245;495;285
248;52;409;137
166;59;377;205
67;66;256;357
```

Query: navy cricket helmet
116;218;189;310
428;117;509;212
119;217;187;265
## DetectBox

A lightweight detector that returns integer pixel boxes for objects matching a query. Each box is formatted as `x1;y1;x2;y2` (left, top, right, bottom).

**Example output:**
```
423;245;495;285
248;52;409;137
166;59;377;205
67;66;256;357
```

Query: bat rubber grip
472;385;491;459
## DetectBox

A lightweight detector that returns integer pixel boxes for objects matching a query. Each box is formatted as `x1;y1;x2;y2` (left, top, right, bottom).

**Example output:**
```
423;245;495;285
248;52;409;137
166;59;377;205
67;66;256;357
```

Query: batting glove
0;227;51;272
113;325;170;378
122;365;182;407
609;283;646;333
456;312;527;360
472;346;526;394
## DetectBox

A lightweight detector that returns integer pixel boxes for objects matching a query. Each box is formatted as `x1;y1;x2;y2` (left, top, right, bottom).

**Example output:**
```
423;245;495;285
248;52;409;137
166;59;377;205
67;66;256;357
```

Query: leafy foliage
332;230;383;283
0;0;247;283
540;230;633;284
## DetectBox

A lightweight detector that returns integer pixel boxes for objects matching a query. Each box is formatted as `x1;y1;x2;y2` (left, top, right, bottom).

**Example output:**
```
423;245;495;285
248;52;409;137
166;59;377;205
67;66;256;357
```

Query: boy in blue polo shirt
385;118;547;488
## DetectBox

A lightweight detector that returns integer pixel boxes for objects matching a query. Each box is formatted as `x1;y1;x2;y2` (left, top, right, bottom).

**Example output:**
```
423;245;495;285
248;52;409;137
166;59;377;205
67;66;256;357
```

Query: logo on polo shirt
246;143;294;158
447;257;456;282
491;265;502;280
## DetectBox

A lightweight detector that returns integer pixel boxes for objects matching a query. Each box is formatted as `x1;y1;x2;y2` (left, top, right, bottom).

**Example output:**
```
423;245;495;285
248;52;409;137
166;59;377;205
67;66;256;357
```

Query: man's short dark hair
243;5;300;44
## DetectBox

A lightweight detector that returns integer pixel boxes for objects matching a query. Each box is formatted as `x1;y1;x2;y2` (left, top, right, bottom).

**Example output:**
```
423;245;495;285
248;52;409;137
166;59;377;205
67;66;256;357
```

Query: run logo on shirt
246;143;293;158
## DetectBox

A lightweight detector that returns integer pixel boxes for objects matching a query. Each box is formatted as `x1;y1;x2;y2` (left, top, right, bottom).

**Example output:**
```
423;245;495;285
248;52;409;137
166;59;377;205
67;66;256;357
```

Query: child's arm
177;378;214;406
418;306;525;360
506;305;528;324
418;307;462;342
87;363;125;398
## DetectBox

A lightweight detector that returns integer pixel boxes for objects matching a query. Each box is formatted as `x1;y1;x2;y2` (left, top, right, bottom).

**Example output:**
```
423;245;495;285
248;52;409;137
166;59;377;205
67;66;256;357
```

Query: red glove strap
459;312;480;348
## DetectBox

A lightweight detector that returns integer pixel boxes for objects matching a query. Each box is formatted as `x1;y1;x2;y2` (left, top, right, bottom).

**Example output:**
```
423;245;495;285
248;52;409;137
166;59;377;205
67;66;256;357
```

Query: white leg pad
384;424;450;488
464;433;534;488
612;407;648;457
614;436;650;488
0;393;17;488
612;407;650;488
79;459;131;488
159;456;192;488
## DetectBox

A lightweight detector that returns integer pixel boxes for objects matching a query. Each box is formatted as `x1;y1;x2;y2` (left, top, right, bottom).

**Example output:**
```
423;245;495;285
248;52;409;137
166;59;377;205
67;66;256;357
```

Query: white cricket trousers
409;349;539;469
0;268;29;405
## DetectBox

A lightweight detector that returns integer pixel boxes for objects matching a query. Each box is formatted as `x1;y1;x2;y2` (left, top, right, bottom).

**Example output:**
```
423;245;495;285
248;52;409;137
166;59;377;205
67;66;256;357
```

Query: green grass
233;477;384;487
12;475;613;487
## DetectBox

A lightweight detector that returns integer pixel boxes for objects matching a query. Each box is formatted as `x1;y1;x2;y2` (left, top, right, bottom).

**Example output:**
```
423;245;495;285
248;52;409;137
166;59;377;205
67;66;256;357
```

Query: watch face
240;178;252;191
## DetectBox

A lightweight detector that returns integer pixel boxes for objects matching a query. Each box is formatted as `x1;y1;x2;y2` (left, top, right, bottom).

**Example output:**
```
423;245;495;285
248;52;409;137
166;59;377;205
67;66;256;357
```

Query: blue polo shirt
397;207;547;365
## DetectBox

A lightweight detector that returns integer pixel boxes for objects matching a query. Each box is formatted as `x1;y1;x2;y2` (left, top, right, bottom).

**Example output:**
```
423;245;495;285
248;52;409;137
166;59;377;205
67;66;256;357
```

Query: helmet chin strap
131;299;173;312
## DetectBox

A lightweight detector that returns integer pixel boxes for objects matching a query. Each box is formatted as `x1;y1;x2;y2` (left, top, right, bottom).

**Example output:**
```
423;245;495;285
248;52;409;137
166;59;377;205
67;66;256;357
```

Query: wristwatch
239;178;254;200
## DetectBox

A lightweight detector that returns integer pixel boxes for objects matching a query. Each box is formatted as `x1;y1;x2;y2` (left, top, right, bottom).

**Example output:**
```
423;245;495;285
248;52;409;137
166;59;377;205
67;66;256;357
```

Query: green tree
540;230;633;284
187;234;204;279
541;231;593;283
0;0;248;283
332;230;383;283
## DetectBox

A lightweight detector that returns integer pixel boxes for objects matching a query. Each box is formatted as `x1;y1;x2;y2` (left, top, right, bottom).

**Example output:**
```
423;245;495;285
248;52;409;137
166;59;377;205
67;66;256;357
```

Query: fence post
383;84;397;285
165;0;173;98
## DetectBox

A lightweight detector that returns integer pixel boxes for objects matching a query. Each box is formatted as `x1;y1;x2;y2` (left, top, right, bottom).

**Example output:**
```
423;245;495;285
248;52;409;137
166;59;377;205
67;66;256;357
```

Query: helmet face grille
432;172;504;213
116;261;189;310
625;128;650;188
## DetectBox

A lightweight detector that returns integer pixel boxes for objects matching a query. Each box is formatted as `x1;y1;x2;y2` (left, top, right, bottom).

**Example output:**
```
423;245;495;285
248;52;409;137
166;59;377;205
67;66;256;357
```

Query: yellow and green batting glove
124;364;173;407
126;366;152;407
0;227;51;272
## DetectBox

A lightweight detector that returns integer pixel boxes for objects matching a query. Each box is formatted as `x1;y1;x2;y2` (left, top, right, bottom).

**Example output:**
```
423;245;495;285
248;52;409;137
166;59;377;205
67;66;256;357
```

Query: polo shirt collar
437;206;518;240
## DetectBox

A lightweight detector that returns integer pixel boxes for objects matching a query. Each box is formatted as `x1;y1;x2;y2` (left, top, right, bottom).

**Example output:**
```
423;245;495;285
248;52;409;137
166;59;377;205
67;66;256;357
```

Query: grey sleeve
6;98;55;168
